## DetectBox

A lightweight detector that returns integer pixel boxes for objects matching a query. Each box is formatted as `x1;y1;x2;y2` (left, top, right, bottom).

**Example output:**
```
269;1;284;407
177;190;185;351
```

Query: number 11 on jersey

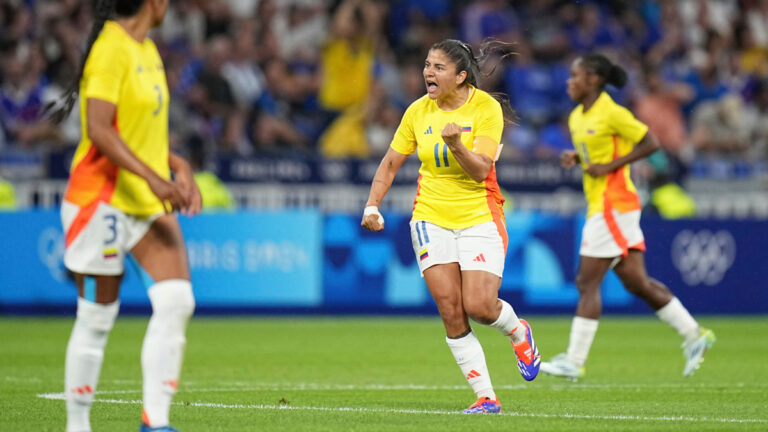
434;143;449;167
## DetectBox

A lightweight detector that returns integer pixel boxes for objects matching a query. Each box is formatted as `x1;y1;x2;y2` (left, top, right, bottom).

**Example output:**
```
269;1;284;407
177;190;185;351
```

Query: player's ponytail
607;64;628;88
430;38;518;125
43;0;117;124
581;53;627;89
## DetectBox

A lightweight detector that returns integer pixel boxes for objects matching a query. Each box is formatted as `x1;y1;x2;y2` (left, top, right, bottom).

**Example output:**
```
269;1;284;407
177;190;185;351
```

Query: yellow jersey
569;92;648;218
318;37;373;111
64;21;170;216
391;86;505;230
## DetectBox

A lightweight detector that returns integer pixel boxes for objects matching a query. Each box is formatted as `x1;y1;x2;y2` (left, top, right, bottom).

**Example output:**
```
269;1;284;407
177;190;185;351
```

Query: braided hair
45;0;146;123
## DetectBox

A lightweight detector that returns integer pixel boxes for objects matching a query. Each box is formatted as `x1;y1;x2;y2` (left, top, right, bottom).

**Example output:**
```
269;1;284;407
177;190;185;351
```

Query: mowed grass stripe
32;380;768;395
36;391;767;424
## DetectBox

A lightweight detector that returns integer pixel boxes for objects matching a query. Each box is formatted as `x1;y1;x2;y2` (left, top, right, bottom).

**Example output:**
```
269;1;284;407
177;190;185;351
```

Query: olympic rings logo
38;227;68;282
671;230;735;286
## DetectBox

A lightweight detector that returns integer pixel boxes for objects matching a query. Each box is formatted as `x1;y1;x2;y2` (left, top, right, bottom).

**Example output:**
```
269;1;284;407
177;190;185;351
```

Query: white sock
488;299;525;344
142;279;195;427
656;297;700;342
446;331;495;400
65;298;119;432
566;316;599;368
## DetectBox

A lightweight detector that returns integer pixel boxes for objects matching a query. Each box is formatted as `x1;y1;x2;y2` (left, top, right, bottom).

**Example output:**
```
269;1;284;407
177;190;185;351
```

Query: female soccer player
48;1;200;431
539;54;715;380
361;39;540;414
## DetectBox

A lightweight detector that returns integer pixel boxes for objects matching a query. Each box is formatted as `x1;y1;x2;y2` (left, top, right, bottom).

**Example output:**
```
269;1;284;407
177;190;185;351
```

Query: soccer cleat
540;353;585;381
462;397;502;414
512;319;541;381
682;328;716;377
139;423;179;432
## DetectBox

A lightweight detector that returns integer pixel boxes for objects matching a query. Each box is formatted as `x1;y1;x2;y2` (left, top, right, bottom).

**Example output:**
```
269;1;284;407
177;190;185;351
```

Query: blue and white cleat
140;423;179;432
463;397;502;414
512;319;541;381
682;328;716;377
540;353;585;381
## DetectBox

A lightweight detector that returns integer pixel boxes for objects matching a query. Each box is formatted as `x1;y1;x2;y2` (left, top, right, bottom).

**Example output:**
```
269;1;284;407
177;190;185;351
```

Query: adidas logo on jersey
424;126;433;135
472;253;486;263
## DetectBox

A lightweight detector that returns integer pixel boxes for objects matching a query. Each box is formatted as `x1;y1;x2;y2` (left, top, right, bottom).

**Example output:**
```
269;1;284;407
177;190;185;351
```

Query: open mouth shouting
426;79;438;96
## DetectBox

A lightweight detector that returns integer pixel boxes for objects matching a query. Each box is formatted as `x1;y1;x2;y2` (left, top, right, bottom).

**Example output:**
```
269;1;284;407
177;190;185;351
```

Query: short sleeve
609;104;648;144
390;103;417;155
81;37;128;104
475;98;503;144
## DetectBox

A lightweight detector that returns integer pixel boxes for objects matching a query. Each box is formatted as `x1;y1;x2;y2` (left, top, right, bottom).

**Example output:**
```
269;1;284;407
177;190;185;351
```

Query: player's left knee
148;279;195;323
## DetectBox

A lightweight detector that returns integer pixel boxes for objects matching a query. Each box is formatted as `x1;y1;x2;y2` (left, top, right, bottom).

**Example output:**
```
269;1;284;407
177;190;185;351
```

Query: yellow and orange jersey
568;91;649;218
64;20;170;216
391;86;505;229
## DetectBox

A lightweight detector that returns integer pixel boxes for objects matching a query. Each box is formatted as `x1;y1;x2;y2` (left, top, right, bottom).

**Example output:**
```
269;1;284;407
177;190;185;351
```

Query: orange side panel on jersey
64;146;108;206
602;197;629;258
412;174;423;212
484;166;508;253
64;115;119;247
65;174;117;247
605;135;641;212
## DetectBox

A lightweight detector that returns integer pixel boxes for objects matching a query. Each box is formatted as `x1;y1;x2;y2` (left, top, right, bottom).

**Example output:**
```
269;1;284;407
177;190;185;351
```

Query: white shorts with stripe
410;220;506;277
61;200;161;275
579;209;645;258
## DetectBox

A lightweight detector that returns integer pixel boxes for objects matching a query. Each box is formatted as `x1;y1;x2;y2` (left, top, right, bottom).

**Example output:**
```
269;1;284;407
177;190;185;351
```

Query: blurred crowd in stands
0;0;767;183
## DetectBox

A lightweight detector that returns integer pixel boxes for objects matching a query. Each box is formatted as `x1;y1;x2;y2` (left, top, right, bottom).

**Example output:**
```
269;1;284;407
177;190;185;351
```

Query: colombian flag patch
419;248;429;261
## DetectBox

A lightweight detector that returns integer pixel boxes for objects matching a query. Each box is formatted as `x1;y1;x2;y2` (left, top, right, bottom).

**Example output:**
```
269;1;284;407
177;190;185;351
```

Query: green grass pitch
2;315;767;431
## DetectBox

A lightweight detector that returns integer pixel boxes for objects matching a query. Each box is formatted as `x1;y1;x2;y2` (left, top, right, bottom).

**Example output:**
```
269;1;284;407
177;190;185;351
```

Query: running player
540;54;715;380
46;1;200;431
361;39;540;414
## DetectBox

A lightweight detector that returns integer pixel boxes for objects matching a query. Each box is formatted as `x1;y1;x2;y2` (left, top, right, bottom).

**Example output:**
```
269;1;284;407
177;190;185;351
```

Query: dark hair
44;0;145;123
429;39;517;125
580;53;627;89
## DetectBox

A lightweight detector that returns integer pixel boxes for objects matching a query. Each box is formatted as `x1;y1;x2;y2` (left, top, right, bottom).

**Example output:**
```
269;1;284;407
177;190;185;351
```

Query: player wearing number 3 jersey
361;39;540;414
46;1;201;431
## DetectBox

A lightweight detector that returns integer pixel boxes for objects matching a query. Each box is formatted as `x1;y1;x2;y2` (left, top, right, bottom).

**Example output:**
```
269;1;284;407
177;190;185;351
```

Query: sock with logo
141;280;195;427
656;297;700;342
446;331;495;400
65;298;120;432
488;299;525;344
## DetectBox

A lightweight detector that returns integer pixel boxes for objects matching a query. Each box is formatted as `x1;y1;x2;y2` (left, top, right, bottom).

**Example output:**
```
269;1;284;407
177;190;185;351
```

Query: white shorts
579;209;645;259
410;220;506;277
61;200;161;275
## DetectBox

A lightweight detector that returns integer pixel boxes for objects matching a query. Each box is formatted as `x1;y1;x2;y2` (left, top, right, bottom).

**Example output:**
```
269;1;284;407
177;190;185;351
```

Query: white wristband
363;205;384;225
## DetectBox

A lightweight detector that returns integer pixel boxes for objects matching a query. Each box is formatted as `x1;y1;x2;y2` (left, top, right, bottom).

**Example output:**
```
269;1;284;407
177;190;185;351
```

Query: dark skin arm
86;98;188;212
168;152;202;216
584;132;660;177
560;150;580;168
441;122;493;182
561;132;660;176
361;147;409;231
